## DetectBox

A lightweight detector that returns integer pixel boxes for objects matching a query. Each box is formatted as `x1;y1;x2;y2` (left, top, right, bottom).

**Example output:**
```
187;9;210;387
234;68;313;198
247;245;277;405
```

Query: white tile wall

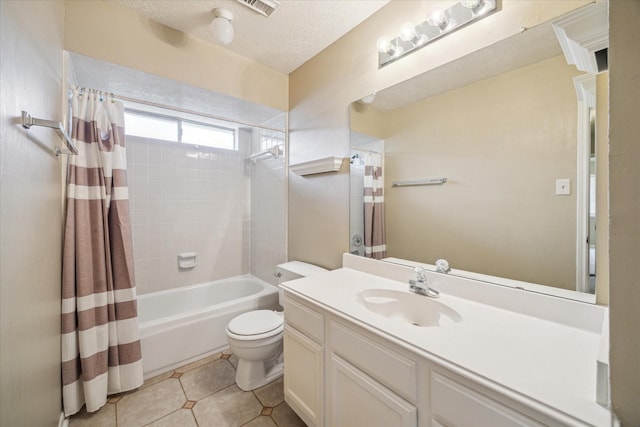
250;154;287;284
127;136;252;295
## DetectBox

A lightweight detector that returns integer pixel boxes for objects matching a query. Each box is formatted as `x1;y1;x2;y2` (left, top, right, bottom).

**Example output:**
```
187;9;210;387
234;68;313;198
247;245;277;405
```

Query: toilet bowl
225;261;328;391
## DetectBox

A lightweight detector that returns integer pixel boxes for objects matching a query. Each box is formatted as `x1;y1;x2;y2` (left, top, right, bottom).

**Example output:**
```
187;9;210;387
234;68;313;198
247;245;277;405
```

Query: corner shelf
289;157;344;176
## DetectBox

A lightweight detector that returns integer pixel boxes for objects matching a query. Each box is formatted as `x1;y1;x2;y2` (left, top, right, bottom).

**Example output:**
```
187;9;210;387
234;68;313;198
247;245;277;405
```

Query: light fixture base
213;8;234;22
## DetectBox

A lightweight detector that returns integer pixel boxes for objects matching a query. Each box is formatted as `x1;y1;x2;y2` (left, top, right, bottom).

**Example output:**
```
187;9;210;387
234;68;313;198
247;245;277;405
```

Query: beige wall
359;56;581;289
64;0;288;112
350;102;389;140
0;1;65;425
609;0;640;424
288;0;593;270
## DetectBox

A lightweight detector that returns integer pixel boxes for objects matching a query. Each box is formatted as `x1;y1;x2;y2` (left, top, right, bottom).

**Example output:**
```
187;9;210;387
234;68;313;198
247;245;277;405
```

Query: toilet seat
227;310;283;340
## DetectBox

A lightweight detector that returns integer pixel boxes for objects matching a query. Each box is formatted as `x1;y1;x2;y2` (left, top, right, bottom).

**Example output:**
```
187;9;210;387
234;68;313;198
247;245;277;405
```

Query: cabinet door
330;354;417;427
284;325;324;427
431;373;545;427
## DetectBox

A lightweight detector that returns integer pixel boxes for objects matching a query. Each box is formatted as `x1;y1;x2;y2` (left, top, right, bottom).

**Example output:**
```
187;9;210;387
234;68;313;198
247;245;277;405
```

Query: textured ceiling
113;0;390;74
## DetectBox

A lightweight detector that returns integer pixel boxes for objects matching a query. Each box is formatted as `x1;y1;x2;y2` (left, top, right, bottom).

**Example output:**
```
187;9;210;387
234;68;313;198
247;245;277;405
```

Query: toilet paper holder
178;252;197;269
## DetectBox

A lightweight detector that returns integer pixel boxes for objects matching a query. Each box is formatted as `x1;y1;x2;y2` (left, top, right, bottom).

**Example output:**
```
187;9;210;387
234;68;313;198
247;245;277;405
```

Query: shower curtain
61;88;143;416
364;152;387;259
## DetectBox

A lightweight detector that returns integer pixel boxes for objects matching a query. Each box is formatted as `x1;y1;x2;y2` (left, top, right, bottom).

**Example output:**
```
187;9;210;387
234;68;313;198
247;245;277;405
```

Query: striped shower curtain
61;88;143;416
364;152;387;259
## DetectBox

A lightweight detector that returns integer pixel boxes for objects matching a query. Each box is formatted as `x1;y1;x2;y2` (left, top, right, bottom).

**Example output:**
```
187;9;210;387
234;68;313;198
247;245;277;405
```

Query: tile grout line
175;366;200;427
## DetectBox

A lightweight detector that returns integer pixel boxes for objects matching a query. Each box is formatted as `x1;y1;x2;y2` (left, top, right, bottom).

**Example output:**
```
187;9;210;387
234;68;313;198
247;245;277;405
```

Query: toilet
226;261;328;391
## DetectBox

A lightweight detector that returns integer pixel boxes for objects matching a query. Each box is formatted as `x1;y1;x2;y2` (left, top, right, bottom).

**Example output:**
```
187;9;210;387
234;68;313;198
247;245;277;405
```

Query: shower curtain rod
351;149;381;155
85;90;285;133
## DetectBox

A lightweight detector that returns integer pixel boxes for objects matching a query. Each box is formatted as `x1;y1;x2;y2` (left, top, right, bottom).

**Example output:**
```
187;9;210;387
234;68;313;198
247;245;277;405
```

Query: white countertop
281;266;611;426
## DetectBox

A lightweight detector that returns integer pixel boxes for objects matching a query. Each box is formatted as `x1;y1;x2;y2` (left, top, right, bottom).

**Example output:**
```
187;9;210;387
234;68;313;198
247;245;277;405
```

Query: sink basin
356;289;463;327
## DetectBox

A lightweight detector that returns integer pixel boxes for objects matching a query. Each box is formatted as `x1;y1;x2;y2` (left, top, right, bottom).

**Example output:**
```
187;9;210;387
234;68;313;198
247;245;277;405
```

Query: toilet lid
228;310;283;336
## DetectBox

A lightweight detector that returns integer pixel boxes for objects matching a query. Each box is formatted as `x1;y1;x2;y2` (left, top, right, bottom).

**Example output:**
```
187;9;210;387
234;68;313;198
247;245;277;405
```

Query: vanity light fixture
211;8;235;45
377;0;497;68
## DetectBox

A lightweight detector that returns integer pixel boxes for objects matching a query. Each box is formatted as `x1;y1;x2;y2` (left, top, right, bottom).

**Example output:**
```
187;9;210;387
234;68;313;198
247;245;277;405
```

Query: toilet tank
276;261;328;305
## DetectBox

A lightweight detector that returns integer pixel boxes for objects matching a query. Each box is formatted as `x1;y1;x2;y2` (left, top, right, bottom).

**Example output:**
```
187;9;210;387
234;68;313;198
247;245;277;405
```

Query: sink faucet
409;266;440;298
435;259;451;274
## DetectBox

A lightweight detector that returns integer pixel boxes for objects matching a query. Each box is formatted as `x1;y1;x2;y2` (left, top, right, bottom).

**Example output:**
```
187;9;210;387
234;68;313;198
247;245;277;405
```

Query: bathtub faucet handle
273;272;282;278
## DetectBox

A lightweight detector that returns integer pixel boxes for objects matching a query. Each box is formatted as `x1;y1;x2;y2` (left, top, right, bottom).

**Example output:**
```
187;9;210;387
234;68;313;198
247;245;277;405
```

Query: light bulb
211;8;234;45
428;9;450;30
400;23;416;42
400;22;427;46
461;0;482;9
376;36;392;54
376;36;403;57
462;0;493;16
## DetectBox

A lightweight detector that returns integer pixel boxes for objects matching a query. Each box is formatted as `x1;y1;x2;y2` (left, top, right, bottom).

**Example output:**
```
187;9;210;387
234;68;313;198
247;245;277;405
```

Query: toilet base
235;354;284;391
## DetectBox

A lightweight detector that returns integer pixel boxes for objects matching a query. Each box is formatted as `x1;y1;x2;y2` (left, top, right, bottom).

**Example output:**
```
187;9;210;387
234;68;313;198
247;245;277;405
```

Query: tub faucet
409;266;440;298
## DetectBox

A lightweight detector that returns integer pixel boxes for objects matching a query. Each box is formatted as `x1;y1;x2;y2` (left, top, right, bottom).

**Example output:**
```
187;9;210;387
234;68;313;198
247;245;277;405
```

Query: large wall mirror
349;4;608;303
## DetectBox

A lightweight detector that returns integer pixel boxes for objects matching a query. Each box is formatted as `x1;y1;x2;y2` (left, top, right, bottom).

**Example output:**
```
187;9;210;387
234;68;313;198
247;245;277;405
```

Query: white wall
0;1;65;425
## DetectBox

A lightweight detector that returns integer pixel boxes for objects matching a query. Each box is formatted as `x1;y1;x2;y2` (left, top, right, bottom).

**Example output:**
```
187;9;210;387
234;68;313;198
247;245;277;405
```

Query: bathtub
137;275;279;379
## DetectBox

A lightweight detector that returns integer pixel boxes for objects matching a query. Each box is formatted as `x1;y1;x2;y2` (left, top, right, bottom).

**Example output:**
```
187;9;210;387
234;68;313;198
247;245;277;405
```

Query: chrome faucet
435;259;451;274
409;266;440;298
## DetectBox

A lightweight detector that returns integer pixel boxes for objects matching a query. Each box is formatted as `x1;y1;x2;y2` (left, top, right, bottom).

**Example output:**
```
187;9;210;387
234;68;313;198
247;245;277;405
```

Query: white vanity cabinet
329;321;418;427
283;296;325;427
283;292;576;427
428;372;545;427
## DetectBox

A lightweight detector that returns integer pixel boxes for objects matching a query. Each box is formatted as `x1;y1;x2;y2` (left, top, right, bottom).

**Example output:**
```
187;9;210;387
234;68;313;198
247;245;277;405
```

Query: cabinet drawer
431;373;544;427
330;354;417;427
284;296;324;343
330;321;417;402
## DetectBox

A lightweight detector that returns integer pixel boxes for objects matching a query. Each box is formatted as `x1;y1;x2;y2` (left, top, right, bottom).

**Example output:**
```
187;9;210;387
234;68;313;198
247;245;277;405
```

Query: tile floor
69;351;306;427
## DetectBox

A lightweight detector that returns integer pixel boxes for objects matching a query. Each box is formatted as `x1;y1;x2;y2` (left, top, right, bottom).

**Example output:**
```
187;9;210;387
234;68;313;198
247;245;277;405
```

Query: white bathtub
137;275;279;379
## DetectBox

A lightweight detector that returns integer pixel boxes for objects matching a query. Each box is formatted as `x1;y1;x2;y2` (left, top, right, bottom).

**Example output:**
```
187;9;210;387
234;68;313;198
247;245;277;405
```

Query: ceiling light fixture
377;0;497;68
211;8;234;45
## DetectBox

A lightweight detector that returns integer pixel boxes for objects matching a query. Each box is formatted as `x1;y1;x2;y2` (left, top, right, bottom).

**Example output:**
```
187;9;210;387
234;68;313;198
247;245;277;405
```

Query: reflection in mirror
349;11;608;302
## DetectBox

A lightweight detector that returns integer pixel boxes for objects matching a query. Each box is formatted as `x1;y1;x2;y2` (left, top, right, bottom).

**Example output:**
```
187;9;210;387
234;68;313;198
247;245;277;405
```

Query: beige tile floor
69;351;306;427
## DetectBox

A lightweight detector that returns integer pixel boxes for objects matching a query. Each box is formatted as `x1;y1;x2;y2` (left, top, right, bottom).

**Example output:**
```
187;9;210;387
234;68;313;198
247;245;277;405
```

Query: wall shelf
290;157;344;176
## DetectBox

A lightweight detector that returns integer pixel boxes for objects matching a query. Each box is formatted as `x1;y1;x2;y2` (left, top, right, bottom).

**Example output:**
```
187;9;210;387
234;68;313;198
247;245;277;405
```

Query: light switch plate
556;178;571;195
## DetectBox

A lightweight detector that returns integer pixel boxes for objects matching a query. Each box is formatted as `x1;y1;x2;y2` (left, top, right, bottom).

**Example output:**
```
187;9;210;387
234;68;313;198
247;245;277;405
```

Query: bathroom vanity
280;255;611;427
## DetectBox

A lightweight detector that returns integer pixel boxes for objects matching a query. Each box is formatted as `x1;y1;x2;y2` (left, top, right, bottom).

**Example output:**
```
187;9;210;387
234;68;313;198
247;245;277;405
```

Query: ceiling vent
236;0;280;17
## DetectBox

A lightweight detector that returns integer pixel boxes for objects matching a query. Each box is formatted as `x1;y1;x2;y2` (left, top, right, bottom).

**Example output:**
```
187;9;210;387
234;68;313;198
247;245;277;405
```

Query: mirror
349;13;607;302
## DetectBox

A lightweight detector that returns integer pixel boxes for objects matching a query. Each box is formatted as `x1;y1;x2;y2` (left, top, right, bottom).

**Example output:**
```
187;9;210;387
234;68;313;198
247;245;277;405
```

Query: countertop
281;266;611;426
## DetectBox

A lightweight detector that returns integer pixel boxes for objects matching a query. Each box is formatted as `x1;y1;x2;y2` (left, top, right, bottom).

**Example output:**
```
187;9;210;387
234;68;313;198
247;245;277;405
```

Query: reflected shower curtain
61;88;143;416
364;152;387;259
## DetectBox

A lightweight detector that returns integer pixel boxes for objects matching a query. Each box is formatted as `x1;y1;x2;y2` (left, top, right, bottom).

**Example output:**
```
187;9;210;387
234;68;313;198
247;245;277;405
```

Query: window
124;109;236;150
125;111;178;142
182;121;235;150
